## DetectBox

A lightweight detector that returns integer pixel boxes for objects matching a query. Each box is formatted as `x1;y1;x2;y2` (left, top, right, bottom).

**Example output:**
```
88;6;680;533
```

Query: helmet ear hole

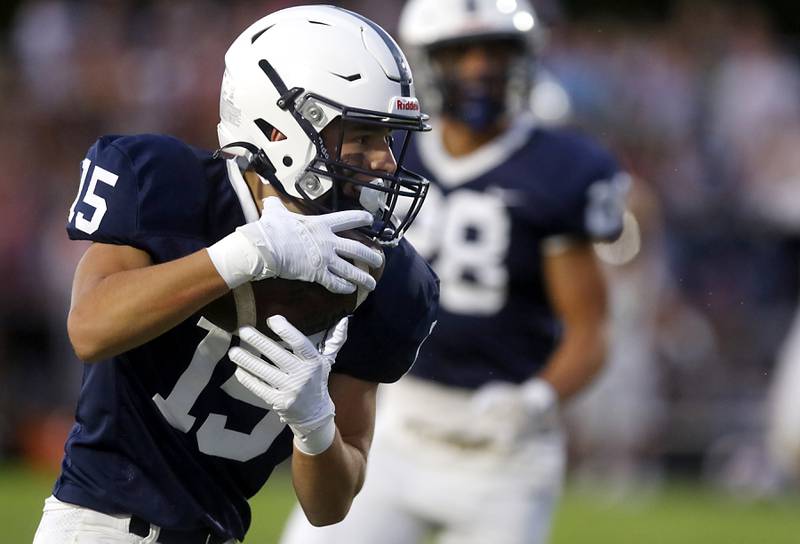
254;119;277;139
282;156;293;167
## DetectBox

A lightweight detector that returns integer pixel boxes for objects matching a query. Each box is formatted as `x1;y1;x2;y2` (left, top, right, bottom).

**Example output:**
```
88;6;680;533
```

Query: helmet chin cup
359;179;388;215
441;81;506;131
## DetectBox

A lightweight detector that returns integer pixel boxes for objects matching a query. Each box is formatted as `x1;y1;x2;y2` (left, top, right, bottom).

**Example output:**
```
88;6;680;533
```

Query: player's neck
441;118;508;157
243;170;296;213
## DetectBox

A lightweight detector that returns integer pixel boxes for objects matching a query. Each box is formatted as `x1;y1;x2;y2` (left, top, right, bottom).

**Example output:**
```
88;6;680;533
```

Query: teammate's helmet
218;5;431;245
399;0;540;130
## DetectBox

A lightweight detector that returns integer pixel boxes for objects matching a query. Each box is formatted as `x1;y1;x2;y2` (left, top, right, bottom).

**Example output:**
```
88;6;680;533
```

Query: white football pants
768;303;800;479
280;376;565;544
32;496;237;544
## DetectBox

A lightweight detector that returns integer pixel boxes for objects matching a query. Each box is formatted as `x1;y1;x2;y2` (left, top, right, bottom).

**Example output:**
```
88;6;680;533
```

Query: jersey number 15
69;159;118;235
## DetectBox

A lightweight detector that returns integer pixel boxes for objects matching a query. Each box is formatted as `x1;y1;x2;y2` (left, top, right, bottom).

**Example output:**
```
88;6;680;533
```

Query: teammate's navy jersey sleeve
538;130;628;242
67;134;213;258
334;239;439;383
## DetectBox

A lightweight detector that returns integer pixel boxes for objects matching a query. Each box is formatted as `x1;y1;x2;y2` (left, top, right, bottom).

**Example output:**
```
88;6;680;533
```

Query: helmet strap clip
276;87;305;110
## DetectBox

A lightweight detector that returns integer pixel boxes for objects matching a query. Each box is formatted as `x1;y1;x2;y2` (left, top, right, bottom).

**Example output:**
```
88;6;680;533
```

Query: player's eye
344;131;370;146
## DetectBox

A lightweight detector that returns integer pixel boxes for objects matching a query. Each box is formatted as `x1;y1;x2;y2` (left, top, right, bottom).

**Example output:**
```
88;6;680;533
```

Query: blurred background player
279;1;628;543
32;5;438;544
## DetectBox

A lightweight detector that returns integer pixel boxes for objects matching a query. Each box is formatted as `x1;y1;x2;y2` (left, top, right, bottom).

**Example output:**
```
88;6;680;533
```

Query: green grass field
4;463;799;543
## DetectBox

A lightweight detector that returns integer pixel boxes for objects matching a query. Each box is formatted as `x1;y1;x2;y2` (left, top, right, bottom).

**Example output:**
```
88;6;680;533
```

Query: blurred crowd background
2;0;800;500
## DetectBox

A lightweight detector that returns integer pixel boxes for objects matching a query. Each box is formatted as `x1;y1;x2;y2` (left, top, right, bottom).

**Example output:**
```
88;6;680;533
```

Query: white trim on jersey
417;112;537;188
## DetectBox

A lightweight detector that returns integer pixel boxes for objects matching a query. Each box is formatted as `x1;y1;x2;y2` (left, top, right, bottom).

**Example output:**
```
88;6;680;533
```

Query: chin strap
213;141;288;196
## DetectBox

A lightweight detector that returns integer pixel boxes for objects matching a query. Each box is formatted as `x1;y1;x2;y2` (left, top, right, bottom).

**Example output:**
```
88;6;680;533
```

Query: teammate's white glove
207;196;383;294
470;378;559;447
228;315;349;455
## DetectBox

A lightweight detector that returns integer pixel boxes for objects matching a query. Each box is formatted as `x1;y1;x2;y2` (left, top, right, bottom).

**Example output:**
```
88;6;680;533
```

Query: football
199;229;384;338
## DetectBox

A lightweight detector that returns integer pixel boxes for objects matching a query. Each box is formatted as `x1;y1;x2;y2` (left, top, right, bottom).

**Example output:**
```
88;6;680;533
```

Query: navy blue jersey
57;134;438;541
404;116;626;389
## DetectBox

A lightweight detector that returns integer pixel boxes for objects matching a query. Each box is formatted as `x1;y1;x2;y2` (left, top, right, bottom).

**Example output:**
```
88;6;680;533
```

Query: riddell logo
396;99;419;111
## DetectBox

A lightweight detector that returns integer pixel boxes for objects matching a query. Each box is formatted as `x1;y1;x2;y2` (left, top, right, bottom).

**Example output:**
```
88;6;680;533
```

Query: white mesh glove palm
208;196;383;294
228;315;349;455
470;378;559;449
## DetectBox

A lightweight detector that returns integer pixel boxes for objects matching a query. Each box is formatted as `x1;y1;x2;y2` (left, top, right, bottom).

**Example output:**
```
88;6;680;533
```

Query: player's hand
470;378;559;447
228;315;349;455
207;196;384;293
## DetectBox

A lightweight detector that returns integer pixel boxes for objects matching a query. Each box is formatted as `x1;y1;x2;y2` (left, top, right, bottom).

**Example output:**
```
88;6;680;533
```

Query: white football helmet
399;0;541;128
217;5;431;245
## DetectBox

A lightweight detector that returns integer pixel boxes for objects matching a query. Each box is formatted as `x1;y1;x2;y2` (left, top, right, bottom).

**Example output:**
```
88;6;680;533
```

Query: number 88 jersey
403;115;627;390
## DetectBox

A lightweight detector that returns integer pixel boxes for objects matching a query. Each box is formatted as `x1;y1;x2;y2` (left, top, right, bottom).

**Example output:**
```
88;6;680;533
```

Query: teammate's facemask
429;38;526;132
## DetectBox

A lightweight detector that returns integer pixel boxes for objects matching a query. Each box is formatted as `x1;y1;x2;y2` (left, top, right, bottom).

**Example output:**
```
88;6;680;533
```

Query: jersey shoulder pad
334;238;439;383
536;128;629;241
67;134;213;249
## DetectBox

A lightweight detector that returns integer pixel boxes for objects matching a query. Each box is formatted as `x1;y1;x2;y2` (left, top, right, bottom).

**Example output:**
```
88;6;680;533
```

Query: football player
279;1;628;544
32;6;438;544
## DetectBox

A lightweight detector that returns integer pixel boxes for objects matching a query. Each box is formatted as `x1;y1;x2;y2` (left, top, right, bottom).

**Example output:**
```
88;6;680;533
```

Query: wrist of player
206;228;278;288
280;392;336;441
291;415;336;456
520;378;559;418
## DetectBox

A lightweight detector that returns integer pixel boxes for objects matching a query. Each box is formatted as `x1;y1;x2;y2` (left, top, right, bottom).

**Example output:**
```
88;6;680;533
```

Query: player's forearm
290;428;367;526
538;324;607;401
541;242;609;401
68;250;228;362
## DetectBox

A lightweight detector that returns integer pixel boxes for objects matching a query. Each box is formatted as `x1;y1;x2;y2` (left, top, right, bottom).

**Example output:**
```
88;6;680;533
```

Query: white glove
470;378;559;448
207;196;383;294
228;315;349;455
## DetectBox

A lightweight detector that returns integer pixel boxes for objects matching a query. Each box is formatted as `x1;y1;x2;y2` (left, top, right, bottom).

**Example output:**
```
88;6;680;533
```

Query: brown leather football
198;229;384;338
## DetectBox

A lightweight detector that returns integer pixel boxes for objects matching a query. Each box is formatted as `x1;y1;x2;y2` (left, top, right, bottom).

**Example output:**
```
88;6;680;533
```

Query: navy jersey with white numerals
58;133;439;541
404;115;626;390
